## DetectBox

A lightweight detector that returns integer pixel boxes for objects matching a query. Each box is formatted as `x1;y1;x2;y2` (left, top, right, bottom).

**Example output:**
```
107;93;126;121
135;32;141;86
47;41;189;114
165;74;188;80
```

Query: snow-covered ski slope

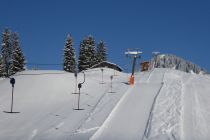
0;68;210;140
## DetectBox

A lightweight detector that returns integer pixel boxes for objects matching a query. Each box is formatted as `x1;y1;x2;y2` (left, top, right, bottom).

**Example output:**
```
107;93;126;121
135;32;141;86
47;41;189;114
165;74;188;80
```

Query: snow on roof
90;61;123;72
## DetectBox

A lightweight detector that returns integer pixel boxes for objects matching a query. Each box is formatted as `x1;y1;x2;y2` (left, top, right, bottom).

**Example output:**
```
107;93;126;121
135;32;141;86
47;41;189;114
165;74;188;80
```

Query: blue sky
0;0;210;71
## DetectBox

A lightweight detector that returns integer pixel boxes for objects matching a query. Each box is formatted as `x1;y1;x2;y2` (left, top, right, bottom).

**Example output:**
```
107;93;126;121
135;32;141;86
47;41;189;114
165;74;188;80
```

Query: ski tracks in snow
144;71;184;140
143;81;164;139
90;69;165;140
28;129;38;140
193;89;209;139
69;75;130;139
183;75;210;140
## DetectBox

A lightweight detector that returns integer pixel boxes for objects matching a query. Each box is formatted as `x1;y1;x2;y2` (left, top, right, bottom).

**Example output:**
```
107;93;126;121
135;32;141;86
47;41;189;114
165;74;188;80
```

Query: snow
145;70;183;139
183;73;210;140
0;68;129;140
0;68;210;139
91;80;163;139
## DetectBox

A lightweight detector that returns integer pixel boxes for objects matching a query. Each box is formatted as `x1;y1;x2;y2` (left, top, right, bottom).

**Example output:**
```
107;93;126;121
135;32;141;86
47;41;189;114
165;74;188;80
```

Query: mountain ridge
151;54;208;74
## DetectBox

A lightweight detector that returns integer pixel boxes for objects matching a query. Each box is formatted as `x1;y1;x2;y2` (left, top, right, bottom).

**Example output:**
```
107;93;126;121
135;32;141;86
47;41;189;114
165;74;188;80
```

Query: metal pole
11;86;14;113
110;76;113;93
101;68;104;84
76;72;85;110
132;56;137;75
78;88;80;110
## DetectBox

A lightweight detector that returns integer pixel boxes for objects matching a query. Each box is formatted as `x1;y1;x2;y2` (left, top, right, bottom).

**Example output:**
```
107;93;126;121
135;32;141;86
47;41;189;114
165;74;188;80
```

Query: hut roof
91;61;123;72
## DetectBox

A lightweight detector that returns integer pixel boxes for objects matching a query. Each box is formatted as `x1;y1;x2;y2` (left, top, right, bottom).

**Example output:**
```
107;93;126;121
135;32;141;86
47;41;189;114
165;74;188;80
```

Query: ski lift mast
125;49;142;85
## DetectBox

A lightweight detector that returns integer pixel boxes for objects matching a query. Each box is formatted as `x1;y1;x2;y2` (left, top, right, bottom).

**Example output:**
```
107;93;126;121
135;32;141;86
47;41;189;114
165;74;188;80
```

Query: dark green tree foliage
1;28;12;77
0;55;3;77
11;33;26;74
97;41;107;63
63;34;76;72
78;35;97;71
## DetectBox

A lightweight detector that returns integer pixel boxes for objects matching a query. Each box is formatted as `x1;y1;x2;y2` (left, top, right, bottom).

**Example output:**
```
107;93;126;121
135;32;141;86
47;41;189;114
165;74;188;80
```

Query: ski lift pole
110;75;113;93
77;84;81;110
125;49;142;85
130;56;137;85
4;78;20;114
101;68;104;84
77;72;85;110
10;78;15;112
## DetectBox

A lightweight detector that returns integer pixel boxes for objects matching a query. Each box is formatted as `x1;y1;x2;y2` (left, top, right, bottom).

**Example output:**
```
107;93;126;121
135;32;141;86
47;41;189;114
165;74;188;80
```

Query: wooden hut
91;61;123;72
141;61;150;71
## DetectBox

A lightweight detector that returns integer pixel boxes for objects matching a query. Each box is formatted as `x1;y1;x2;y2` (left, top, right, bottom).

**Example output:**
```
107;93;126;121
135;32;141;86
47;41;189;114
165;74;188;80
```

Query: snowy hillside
152;54;208;74
0;68;210;140
0;68;129;140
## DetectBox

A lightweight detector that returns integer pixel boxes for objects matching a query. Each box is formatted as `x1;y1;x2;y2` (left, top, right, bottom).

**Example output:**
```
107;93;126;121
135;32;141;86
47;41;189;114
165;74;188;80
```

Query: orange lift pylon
125;49;142;85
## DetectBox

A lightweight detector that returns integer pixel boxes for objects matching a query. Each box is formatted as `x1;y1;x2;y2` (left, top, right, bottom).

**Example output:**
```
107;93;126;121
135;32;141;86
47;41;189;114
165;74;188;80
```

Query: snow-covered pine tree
1;28;12;77
63;34;76;73
97;41;107;63
87;36;97;67
78;35;97;71
11;32;26;74
78;38;87;71
0;55;3;77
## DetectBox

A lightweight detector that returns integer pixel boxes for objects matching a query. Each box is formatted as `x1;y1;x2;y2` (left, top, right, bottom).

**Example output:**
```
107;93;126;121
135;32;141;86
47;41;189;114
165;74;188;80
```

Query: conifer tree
78;35;97;71
0;55;3;77
1;28;12;77
78;39;87;71
97;41;107;63
11;32;26;74
63;34;76;72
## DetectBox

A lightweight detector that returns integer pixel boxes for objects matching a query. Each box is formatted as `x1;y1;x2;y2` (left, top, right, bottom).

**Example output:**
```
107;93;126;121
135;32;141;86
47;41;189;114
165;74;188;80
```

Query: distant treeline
63;34;107;73
0;28;108;77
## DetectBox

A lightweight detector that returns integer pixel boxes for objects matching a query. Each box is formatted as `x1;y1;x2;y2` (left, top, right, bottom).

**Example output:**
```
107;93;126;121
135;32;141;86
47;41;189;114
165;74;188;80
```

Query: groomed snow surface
0;68;210;140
